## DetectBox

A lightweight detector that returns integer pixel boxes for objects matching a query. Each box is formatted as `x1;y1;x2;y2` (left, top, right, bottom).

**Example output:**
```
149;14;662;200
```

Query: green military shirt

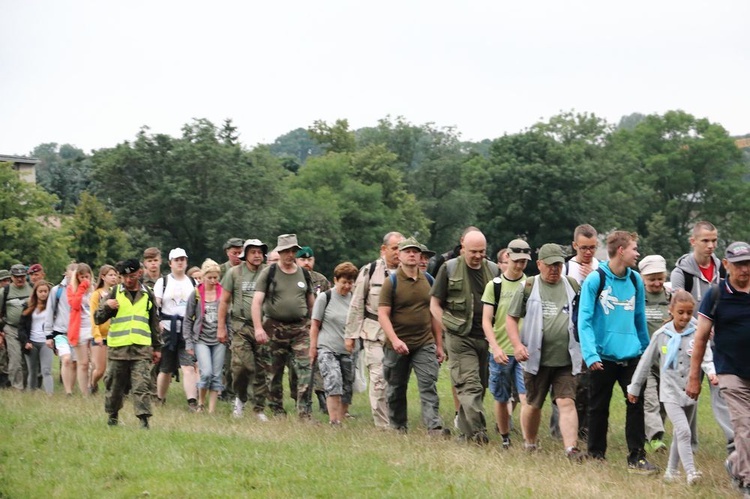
645;290;670;337
220;263;266;323
1;283;32;327
256;265;313;323
379;267;434;350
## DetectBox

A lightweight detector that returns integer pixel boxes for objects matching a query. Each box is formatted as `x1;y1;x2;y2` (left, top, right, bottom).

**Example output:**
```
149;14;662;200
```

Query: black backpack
679;264;726;294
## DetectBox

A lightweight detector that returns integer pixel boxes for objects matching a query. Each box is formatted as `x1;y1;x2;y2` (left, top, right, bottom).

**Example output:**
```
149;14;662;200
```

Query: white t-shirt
154;274;195;331
565;257;600;285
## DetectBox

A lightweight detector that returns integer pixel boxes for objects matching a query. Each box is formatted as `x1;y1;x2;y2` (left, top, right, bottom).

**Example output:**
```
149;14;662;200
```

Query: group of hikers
1;221;749;495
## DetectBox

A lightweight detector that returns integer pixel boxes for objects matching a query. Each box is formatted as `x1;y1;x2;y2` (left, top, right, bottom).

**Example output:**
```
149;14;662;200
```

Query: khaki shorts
523;366;577;409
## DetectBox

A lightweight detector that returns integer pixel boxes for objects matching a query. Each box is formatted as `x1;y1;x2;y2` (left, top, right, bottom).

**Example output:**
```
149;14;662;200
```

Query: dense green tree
308;119;356;154
33;143;92;213
0;162;70;278
65;192;132;269
268;127;323;165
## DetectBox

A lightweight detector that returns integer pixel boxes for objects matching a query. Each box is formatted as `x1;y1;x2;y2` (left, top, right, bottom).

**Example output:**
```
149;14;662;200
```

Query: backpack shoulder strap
302;268;313;292
446;258;458;278
491;276;503;326
710;280;723;316
367;260;378;282
595;267;607;299
680;268;694;294
424;271;434;286
265;263;277;295
389;272;398;304
522;276;535;304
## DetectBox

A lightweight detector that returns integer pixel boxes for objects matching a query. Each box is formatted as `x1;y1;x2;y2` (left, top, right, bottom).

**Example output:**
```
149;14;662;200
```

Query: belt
364;311;378;321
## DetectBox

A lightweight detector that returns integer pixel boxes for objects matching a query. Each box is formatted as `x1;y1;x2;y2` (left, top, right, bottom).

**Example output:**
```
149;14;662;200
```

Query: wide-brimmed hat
0;269;11;280
272;234;302;253
507;239;532;261
419;244;436;258
241;239;269;260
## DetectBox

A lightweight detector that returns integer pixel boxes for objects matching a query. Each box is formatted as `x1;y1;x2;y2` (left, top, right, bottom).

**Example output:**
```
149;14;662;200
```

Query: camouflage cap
10;264;27;276
0;269;10;280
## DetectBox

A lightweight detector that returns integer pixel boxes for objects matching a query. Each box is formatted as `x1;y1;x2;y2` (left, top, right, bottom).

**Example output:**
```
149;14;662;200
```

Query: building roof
0;154;40;164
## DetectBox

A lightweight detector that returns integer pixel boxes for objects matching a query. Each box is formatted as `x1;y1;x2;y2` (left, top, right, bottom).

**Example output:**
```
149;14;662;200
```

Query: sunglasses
509;247;531;254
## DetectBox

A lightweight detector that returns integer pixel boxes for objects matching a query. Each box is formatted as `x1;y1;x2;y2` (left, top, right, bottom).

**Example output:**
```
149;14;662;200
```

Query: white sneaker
255;412;269;422
453;413;459;430
687;470;702;486
232;398;245;419
663;469;681;483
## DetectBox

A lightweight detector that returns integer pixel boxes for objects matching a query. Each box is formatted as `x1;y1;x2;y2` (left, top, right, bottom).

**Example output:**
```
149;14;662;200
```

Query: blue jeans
194;342;226;392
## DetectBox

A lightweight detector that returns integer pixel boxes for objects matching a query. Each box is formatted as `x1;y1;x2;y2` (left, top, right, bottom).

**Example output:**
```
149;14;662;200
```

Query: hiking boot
647;438;667;453
90;383;99;395
628;458;658;475
255;411;269;423
663;469;681;483
139;416;150;430
472;431;489;446
232;398;245;419
686;470;703;486
501;435;511;450
107;413;119;426
427;427;452;439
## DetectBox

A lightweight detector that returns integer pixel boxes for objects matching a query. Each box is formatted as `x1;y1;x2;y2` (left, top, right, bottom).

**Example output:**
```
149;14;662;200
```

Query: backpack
490;277;503;326
264;263;313;304
1;285;30;322
679;264;726;294
521;275;582;340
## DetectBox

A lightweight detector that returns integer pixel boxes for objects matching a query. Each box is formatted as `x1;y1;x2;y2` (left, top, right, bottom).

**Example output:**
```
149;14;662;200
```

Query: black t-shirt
467;266;487;337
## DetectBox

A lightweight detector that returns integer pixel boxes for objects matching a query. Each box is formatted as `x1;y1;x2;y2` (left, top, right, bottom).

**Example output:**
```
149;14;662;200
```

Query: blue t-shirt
699;279;750;379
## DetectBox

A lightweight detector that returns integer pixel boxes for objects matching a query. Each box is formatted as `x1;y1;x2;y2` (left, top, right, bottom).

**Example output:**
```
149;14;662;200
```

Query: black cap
117;258;142;275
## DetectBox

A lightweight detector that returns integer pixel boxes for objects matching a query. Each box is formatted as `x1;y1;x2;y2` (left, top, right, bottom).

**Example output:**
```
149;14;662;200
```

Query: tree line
3;111;749;278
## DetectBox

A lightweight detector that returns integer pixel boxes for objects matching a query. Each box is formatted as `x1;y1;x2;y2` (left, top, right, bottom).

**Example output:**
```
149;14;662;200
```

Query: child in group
639;255;671;452
67;263;94;396
627;290;718;485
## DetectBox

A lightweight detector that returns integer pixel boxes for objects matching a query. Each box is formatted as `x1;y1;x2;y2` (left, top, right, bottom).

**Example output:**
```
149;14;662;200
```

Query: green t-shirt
220;263;264;322
1;283;32;327
379;268;434;349
480;274;526;352
645;290;670;337
508;277;572;367
255;265;313;323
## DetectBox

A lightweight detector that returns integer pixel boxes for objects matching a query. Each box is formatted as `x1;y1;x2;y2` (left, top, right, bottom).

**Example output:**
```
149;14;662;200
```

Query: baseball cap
168;248;188;261
398;237;423;252
725;242;750;263
538;244;565;265
10;264;27;276
507;239;532;261
420;244;436;258
223;238;244;250
638;255;667;275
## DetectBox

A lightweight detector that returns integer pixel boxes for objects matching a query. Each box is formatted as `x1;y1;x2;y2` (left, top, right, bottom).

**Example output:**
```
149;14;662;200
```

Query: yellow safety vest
107;285;152;348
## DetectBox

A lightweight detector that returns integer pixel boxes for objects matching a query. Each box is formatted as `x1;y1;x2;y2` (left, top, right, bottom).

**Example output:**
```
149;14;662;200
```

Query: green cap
296;246;314;258
398;237;423;252
0;269;10;280
538;243;565;265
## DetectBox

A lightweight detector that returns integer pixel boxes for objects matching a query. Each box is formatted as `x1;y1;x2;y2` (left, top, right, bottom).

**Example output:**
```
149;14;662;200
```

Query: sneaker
255;411;269;423
453;413;459;430
187;399;199;412
524;442;538;452
345;412;356;419
501;435;511;450
663;469;681;483
647;438;667;453
139;416;150;430
232;398;245;419
566;447;585;462
628;458;658;475
107;413;119;426
686;470;702;486
195;404;205;413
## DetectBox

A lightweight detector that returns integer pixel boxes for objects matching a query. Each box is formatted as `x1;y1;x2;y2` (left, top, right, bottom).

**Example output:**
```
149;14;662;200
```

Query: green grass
0;367;737;498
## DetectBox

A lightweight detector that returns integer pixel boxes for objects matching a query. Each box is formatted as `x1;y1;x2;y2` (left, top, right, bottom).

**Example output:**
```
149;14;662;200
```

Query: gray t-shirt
200;299;219;345
311;290;352;354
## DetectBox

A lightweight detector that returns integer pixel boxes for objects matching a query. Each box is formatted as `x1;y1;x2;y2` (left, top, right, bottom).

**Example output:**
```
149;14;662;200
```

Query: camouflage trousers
105;358;153;418
265;318;312;416
231;321;270;412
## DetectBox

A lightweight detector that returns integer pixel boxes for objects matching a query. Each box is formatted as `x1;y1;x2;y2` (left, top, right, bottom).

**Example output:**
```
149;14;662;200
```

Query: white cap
168;248;188;261
638;255;667;275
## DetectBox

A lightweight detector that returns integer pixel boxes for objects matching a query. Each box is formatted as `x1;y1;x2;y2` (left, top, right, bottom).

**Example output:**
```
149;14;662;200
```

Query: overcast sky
1;0;748;156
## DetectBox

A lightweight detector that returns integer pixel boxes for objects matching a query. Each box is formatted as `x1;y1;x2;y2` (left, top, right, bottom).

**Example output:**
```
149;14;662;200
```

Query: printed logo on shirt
242;281;256;293
541;300;559;319
599;287;635;315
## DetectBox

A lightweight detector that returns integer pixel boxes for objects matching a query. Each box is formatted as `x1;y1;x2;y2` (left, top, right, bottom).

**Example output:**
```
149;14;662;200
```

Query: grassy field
0;366;738;498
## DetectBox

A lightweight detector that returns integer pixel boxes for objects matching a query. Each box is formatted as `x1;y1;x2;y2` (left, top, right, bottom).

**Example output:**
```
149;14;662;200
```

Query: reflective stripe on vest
108;286;152;347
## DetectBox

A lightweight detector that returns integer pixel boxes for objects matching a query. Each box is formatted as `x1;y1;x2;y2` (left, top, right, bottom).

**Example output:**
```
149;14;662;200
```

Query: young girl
67;263;94;396
90;264;118;393
627;290;718;485
182;259;225;414
19;280;53;394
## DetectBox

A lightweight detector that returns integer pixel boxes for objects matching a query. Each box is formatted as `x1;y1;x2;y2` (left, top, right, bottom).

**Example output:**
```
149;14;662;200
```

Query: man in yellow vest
95;259;162;429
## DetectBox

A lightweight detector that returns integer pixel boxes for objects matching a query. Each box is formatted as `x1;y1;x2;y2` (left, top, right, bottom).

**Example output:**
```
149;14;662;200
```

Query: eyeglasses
509;247;531;254
578;246;597;252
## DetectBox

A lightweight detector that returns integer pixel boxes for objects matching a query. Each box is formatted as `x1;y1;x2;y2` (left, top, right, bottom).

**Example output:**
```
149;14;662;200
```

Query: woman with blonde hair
67;263;94;395
89;264;118;393
183;259;227;413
